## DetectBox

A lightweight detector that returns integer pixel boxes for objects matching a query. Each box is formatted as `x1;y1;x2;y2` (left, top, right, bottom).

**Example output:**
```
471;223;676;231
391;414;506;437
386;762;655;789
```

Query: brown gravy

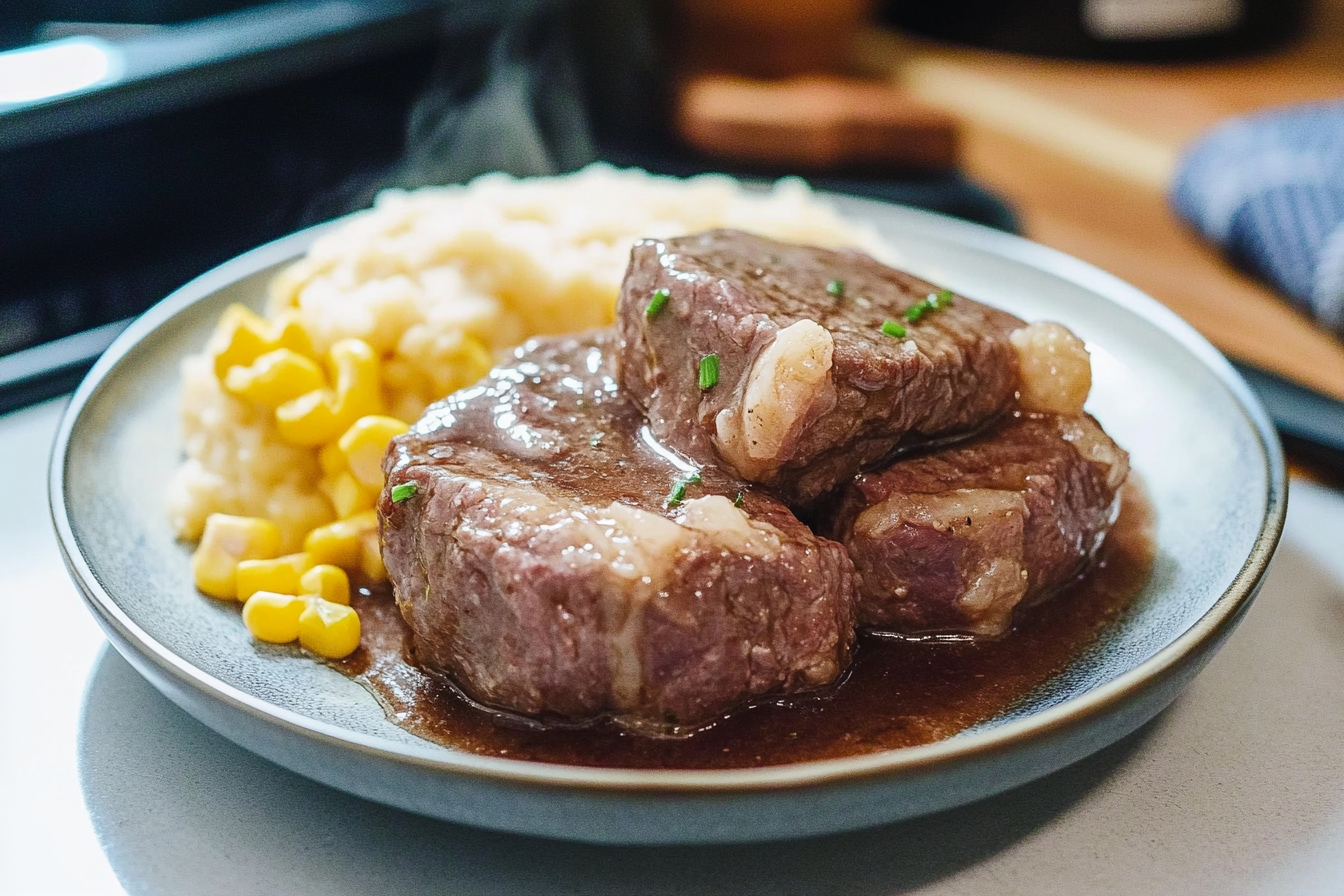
332;482;1154;770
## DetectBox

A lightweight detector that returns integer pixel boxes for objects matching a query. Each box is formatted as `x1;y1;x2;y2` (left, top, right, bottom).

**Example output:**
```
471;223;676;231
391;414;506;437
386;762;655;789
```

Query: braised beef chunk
826;413;1129;637
380;331;858;735
617;229;1026;506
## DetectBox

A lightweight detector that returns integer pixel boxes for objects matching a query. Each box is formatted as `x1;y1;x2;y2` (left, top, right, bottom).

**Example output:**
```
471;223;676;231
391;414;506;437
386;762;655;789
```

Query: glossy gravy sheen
333;482;1154;770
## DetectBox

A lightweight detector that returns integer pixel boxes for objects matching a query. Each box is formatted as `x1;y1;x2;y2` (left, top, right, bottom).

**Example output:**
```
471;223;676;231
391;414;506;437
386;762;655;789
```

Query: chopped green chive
645;288;670;319
826;279;845;298
665;470;703;508
904;290;954;324
733;491;745;507
880;319;907;338
698;354;719;390
391;482;418;503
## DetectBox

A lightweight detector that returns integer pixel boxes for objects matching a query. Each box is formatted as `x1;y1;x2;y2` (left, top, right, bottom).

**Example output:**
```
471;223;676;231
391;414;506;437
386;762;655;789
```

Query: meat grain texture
380;332;857;734
617;229;1026;506
827;412;1130;637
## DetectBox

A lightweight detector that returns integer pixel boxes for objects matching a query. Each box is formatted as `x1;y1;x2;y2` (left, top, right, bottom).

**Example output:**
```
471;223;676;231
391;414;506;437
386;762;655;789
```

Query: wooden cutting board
854;7;1344;403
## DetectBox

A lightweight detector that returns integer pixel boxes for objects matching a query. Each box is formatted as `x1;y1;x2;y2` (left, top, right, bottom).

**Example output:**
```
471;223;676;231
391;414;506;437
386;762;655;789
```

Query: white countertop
3;395;1343;896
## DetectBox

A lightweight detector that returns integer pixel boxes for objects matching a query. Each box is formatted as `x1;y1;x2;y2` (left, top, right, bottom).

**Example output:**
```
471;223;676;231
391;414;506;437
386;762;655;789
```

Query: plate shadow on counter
77;645;1151;896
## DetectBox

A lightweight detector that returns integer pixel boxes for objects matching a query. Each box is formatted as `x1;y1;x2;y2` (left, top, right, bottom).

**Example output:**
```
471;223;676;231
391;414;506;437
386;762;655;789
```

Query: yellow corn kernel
222;348;326;409
303;509;378;572
269;310;315;359
318;440;347;476
235;551;313;603
210;305;319;383
338;415;409;489
191;514;282;599
320;470;375;520
329;338;383;419
360;531;387;584
210;304;272;380
275;389;337;446
299;564;350;606
299;598;361;658
242;591;306;644
275;339;382;446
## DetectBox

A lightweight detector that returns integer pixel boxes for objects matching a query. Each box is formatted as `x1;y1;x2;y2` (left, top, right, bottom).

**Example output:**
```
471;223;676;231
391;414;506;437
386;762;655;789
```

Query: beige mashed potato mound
168;164;880;551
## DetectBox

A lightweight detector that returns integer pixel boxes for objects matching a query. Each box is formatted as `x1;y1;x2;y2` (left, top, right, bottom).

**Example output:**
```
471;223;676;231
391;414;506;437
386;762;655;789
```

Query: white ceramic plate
50;194;1285;844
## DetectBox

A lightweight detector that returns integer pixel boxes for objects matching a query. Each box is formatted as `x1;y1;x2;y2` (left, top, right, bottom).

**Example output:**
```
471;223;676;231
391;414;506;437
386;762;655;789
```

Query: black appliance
883;0;1311;61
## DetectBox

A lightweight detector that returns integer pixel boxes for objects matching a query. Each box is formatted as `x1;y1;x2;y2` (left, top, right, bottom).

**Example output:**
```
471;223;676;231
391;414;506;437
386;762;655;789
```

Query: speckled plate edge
48;196;1286;799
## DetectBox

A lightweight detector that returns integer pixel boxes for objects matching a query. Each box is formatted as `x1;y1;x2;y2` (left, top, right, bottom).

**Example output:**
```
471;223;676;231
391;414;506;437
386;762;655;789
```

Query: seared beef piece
617;229;1026;506
380;331;858;735
826;412;1129;637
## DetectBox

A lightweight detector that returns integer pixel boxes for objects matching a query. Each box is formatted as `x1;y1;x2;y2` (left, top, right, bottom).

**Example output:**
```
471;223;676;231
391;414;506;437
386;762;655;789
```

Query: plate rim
49;194;1288;794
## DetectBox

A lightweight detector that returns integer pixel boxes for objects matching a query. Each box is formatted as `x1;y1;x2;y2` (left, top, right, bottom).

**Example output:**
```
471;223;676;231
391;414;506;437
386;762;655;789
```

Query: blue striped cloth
1171;101;1344;334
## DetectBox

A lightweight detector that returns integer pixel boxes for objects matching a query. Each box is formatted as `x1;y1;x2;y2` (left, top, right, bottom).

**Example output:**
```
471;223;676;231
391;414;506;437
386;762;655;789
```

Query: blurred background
2;0;1344;469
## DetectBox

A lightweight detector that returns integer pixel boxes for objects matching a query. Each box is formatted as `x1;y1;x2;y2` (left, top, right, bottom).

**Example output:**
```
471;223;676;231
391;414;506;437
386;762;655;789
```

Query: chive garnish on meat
904;289;953;323
881;319;907;338
698;354;719;390
646;288;670;319
826;279;845;298
665;470;703;508
733;491;745;507
391;482;418;503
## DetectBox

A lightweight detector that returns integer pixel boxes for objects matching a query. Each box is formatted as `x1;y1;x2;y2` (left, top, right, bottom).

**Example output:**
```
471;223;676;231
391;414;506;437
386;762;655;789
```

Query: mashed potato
169;164;879;551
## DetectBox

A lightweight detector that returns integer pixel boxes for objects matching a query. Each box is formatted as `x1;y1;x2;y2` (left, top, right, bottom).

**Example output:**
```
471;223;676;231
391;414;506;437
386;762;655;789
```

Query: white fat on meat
595;502;688;709
587;498;787;709
1010;321;1092;414
676;494;782;557
957;557;1029;637
854;487;1029;637
483;490;790;712
478;496;686;711
714;319;837;480
1059;414;1130;492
